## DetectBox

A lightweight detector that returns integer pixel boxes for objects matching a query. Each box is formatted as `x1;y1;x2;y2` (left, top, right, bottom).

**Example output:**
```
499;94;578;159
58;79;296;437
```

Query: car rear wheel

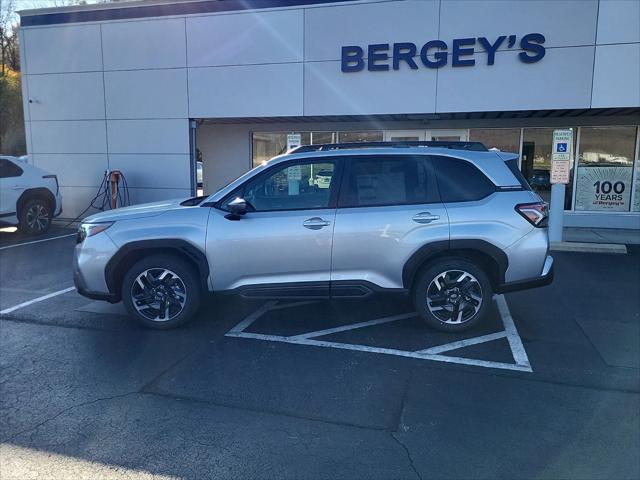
122;255;201;329
414;258;492;332
18;198;52;235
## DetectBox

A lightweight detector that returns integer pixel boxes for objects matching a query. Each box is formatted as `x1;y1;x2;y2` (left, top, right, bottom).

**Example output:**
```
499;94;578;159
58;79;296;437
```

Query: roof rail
290;141;488;154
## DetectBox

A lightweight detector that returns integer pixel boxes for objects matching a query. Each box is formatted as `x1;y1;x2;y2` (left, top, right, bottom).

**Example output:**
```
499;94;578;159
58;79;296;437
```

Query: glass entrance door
384;129;469;142
384;130;426;142
427;129;469;141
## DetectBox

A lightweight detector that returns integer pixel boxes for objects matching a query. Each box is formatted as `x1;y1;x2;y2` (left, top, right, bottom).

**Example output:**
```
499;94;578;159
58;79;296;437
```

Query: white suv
0;156;62;235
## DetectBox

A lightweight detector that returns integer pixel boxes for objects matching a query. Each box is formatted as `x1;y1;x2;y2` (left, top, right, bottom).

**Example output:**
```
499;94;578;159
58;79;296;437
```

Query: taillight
516;202;548;227
43;174;59;195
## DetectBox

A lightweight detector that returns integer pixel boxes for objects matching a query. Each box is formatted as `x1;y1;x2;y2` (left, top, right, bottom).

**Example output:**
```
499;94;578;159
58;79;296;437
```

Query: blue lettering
368;43;390;71
393;42;418;70
420;40;448;68
341;33;547;72
478;36;505;65
452;38;476;67
341;45;365;72
519;33;546;63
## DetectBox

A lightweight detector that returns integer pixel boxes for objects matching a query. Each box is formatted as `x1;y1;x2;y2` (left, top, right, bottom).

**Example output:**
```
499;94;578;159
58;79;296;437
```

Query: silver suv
73;142;553;331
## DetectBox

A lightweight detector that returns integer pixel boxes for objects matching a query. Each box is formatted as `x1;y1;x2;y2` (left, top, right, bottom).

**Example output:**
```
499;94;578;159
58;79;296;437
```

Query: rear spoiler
495;152;532;191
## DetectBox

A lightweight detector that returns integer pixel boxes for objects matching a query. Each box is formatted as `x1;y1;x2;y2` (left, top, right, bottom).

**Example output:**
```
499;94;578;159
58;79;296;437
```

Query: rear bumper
53;193;63;217
497;255;554;293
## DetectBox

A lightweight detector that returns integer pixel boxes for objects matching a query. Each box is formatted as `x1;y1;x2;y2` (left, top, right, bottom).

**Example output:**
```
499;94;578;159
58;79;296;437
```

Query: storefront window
338;131;383;143
574;126;637;212
311;132;337;144
469;128;520;154
521;128;577;209
252;132;311;167
633;160;640;212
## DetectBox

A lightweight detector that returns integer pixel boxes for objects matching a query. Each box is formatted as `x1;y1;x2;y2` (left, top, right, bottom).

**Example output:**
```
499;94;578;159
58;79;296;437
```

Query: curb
550;241;627;254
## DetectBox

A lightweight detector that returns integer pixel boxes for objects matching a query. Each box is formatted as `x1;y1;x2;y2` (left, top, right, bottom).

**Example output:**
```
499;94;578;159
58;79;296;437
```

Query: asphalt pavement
0;227;638;479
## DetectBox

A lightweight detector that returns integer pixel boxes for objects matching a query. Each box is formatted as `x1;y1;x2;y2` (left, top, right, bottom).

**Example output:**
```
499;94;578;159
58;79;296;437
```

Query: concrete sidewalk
563;227;640;245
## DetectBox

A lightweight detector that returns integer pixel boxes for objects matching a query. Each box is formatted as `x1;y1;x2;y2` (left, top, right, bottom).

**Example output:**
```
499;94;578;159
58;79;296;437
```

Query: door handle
412;212;440;224
303;217;331;230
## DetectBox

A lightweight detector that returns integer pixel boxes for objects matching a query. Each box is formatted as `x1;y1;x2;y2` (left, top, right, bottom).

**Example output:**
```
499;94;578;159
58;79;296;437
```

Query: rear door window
504;158;532;190
431;156;495;202
339;155;437;207
0;159;23;178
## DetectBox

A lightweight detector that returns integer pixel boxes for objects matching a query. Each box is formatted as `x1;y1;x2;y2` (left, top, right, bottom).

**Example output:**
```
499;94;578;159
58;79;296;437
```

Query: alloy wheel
426;269;483;325
26;204;50;232
131;268;187;322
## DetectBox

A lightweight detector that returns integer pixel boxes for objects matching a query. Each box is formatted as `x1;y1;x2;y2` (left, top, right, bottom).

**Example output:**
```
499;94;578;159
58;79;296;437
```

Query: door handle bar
412;212;440;224
303;217;331;230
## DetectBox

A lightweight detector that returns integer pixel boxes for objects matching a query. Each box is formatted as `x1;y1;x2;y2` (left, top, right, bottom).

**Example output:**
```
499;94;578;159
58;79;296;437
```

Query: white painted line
0;287;76;315
226;296;533;373
288;312;416;340
226;331;531;372
226;301;278;334
0;233;75;251
268;300;318;311
415;331;507;355
495;294;531;369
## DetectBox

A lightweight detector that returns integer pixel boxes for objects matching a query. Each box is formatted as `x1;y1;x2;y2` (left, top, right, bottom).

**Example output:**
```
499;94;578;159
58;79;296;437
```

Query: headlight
77;222;114;243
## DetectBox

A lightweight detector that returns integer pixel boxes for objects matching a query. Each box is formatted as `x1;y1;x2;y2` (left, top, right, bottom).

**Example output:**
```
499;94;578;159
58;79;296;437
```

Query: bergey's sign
341;34;546;72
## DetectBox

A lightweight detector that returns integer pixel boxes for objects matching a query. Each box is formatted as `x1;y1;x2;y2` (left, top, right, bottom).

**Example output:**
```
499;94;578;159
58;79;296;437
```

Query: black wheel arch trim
402;239;508;289
17;188;56;215
105;239;209;300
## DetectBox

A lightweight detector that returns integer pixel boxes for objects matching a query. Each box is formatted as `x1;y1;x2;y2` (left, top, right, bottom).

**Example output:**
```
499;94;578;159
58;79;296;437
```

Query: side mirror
226;197;247;220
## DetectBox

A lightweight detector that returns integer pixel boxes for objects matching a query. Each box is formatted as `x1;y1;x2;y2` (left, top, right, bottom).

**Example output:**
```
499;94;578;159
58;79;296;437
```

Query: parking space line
226;330;532;372
226;301;278;334
0;233;75;251
226;295;533;373
415;331;507;355
0;287;75;315
288;312;417;340
495;294;531;369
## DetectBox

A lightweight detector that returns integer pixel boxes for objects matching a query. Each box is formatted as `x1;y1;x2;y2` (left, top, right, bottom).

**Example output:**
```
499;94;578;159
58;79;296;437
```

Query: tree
1;0;17;76
0;67;25;155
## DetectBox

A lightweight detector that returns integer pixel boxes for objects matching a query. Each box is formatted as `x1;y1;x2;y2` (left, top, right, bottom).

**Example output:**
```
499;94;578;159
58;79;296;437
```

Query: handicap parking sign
556;143;568;153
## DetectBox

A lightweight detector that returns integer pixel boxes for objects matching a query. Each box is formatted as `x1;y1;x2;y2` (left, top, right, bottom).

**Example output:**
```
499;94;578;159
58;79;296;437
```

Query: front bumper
73;230;120;302
496;255;554;293
73;268;119;303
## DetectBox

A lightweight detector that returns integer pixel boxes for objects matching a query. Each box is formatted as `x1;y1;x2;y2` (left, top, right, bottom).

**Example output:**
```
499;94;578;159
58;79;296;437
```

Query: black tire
122;255;201;329
18;198;52;235
413;257;492;333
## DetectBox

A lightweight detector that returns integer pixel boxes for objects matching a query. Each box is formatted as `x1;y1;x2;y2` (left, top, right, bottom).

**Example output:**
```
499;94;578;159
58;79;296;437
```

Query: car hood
83;197;192;223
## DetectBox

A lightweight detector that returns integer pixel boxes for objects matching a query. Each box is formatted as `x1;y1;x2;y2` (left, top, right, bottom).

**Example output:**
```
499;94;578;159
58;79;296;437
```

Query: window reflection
243;161;335;211
338;131;384;143
575;126;637;212
469;128;520;153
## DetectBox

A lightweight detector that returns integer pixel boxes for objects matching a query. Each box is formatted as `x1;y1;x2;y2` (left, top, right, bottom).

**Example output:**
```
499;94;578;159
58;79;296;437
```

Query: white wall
19;0;640;220
21;18;191;218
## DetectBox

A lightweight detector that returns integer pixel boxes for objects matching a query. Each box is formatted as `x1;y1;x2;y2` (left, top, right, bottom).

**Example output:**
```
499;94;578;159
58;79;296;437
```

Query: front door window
238;160;337;212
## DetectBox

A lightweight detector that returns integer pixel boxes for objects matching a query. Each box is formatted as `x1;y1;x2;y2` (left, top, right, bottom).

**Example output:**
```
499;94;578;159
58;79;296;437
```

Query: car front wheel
18;198;52;235
122;255;201;329
414;258;492;332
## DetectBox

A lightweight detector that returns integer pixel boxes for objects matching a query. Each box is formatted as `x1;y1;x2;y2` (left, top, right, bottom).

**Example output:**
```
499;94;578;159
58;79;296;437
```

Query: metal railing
290;141;488;153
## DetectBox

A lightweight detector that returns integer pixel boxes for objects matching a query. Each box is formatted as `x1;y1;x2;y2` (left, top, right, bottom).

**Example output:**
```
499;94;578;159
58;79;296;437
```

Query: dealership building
17;0;640;230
